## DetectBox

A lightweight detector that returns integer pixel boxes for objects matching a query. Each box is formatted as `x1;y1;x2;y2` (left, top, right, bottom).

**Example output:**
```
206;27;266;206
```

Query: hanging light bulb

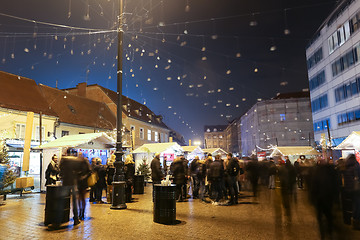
11;53;15;59
254;68;258;73
24;48;29;53
284;9;290;35
1;58;5;64
202;56;207;61
249;14;258;27
284;29;291;35
226;70;231;75
185;3;190;12
270;45;277;51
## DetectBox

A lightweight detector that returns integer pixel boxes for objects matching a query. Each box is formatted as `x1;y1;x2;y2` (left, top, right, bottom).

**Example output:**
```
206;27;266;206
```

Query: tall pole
326;120;333;160
111;0;127;209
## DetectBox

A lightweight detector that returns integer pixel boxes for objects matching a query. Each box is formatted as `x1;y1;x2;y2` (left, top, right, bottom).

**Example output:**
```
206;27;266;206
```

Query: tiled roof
91;84;169;129
0;71;57;116
39;84;116;130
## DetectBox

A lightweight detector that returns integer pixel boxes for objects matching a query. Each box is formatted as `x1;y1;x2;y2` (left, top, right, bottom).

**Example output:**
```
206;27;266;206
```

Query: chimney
189;139;191;146
77;82;87;97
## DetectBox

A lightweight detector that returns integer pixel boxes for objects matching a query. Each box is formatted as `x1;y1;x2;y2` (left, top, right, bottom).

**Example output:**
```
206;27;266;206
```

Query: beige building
64;83;171;149
204;125;227;149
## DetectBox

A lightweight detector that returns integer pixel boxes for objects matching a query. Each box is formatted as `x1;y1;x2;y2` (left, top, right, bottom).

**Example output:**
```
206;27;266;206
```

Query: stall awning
182;146;203;153
132;142;182;154
270;146;320;157
35;132;116;150
203;148;227;155
334;131;360;150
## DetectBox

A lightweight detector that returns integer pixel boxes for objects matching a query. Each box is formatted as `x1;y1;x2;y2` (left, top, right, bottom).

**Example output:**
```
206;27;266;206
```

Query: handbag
87;172;98;187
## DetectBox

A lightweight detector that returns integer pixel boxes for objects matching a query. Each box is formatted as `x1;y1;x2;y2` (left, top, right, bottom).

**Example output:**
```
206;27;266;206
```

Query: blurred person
268;159;277;189
190;156;200;199
225;153;240;205
89;157;97;202
162;155;168;175
59;148;83;225
209;155;224;205
278;158;297;220
77;154;91;220
204;154;213;197
170;156;186;202
246;159;260;197
106;157;115;203
198;159;207;201
151;153;164;185
45;154;59;186
124;155;135;202
343;154;360;230
94;158;106;203
294;156;304;189
181;155;190;199
310;159;339;239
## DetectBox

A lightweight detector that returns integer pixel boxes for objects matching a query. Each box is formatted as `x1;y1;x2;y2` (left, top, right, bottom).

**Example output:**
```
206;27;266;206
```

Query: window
309;70;326;91
15;123;26;139
139;128;144;139
307;48;323;69
35;126;45;141
130;125;135;133
147;129;151;141
332;43;360;77
164;134;168;142
313;119;330;132
311;94;328;112
154;132;159;142
337;108;360;125
219;135;223;139
61;130;69;137
280;114;286;121
335;78;360;102
160;133;164;143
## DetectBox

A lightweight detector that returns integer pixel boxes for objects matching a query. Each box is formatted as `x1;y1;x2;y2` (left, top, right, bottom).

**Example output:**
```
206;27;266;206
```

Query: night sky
0;0;337;143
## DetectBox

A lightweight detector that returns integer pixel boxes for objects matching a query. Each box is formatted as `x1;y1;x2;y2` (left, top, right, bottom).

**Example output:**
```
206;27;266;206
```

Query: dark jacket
59;156;85;186
124;163;135;184
94;164;106;188
45;160;60;185
209;160;224;180
170;158;186;185
106;166;115;185
151;156;164;182
226;158;240;177
190;159;200;175
344;154;360;192
77;158;92;191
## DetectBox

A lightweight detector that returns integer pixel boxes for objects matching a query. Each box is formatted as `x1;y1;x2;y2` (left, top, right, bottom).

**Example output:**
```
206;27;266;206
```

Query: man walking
225;153;240;205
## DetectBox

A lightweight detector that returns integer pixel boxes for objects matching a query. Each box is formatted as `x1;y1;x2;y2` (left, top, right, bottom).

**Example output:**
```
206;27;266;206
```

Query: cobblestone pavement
1;186;360;240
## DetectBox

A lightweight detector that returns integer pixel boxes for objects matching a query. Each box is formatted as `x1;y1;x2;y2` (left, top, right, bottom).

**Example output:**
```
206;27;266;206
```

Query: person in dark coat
278;158;297;219
94;158;106;203
170;156;186;201
190;156;200;198
268;160;277;189
59;148;83;225
246;159;260;197
77;154;91;220
89;157;97;202
225;153;240;205
181;155;190;199
310;159;339;238
45;154;60;186
209;155;224;204
124;155;135;202
343;154;360;230
151;153;164;184
106;158;115;203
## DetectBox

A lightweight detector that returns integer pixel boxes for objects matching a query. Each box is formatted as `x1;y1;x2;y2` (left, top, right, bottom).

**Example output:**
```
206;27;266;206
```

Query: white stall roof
182;146;203;153
335;131;360;150
35;132;116;149
203;148;227;155
270;146;320;157
132;142;182;154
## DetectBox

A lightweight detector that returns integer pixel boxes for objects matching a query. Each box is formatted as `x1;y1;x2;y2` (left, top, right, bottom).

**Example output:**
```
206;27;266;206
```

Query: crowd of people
150;152;360;236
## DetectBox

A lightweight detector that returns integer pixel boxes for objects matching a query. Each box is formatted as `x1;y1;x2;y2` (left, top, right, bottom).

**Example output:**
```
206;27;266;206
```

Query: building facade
64;83;172;149
224;119;240;154
306;0;360;145
240;92;314;157
204;125;227;149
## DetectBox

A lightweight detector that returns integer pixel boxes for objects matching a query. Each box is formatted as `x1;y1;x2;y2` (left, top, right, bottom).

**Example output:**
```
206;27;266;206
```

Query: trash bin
44;185;71;226
153;184;176;224
133;175;145;194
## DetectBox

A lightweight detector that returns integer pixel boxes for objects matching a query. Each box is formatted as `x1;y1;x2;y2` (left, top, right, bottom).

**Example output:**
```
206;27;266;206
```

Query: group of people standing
44;149;135;227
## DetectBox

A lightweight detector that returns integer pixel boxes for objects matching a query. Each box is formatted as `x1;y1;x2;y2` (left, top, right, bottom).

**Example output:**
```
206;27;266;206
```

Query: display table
44;185;71;226
153;184;176;224
133;175;145;194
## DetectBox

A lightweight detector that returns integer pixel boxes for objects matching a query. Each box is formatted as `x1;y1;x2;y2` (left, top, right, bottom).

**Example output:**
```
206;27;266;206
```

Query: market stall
132;142;183;171
202;148;228;159
334;131;360;162
269;146;320;163
35;132;116;191
182;146;204;161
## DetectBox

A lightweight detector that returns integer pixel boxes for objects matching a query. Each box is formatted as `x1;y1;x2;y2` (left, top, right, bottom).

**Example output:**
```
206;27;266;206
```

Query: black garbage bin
133;175;145;194
44;185;71;226
153;184;176;224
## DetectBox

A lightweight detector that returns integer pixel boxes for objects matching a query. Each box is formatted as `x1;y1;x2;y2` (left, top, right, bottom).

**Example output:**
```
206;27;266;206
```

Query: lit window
280;114;286;121
147;130;152;141
139;128;144;139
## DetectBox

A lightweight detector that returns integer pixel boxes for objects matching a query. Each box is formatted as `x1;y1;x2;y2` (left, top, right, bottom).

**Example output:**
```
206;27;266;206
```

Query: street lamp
111;0;126;210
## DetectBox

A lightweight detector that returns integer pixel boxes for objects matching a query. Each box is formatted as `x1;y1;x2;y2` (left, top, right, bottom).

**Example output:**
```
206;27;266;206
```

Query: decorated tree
0;141;16;191
136;157;151;181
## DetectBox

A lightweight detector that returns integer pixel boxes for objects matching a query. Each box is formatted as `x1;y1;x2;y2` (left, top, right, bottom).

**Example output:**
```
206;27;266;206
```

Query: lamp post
111;0;127;210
